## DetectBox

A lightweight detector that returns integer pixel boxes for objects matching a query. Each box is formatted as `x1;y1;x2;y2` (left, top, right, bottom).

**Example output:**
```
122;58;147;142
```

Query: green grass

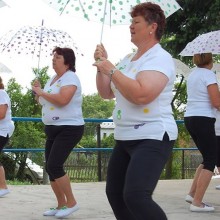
7;179;32;185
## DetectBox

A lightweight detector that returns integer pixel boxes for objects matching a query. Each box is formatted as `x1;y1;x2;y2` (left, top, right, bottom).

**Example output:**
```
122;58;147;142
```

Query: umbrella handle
100;0;108;43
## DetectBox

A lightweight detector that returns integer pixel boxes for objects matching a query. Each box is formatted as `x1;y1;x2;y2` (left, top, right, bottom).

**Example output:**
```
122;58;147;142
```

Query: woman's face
52;52;65;70
130;15;153;45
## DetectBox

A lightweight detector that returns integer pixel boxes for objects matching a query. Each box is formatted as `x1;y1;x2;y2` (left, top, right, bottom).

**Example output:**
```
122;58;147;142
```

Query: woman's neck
133;39;159;60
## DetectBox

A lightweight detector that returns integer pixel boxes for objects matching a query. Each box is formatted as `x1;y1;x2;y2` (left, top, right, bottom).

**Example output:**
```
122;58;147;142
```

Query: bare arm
32;85;77;106
0;104;8;119
208;83;220;109
94;44;115;99
94;58;168;105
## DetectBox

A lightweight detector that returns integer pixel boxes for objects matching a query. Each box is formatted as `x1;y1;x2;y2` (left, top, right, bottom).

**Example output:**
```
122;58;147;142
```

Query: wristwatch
109;68;117;80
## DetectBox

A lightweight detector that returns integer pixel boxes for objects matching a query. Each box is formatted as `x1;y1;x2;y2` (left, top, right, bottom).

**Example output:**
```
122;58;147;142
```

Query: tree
163;0;220;59
82;93;115;138
5;67;49;181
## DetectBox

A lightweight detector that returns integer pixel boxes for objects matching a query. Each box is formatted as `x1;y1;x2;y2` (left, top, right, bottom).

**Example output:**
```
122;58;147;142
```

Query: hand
93;57;115;76
32;85;43;96
33;79;41;88
94;44;108;61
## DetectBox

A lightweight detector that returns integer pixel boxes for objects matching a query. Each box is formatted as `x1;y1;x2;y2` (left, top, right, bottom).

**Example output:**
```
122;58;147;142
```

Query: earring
149;32;152;35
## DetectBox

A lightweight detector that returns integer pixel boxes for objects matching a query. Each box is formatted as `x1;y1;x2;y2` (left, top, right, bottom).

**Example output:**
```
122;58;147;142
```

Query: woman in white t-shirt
184;53;220;212
93;3;177;220
32;47;84;219
0;76;14;197
214;110;220;189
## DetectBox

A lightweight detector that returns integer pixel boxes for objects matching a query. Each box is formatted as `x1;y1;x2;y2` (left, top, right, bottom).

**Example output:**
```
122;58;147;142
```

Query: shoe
185;194;193;203
190;204;215;212
55;204;79;219
43;208;59;216
0;189;10;197
215;185;220;190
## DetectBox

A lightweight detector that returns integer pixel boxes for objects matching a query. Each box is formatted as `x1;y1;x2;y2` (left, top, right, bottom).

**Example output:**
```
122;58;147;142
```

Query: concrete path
1;179;220;220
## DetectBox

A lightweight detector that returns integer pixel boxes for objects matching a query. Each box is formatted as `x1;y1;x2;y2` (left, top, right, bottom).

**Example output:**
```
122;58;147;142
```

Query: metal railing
1;117;200;184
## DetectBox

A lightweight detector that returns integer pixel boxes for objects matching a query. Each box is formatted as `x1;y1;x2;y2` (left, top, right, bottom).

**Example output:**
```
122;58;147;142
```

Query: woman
32;47;84;218
0;76;14;197
184;53;220;212
93;2;177;220
215;111;220;190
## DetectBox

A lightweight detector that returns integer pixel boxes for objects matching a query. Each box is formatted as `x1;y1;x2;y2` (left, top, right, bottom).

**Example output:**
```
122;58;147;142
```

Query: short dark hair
130;2;166;40
52;47;76;72
0;76;4;89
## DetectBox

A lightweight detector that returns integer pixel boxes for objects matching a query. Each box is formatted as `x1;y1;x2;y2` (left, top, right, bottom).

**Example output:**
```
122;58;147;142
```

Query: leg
0;135;9;190
193;169;213;206
123;139;173;220
46;125;84;208
184;117;216;208
0;165;7;189
50;180;67;208
188;164;204;197
106;141;135;220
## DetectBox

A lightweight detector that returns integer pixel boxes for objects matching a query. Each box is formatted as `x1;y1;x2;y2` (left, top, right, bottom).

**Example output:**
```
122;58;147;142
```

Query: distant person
184;53;220;212
93;2;178;219
215;108;220;189
0;76;14;197
32;47;84;219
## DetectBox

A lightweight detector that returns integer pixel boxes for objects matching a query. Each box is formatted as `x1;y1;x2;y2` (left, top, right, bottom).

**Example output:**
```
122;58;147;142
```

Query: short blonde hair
193;53;213;67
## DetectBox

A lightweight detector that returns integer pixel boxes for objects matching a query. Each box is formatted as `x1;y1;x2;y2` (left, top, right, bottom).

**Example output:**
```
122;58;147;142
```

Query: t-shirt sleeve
204;70;218;86
139;52;175;79
0;90;8;105
61;72;80;87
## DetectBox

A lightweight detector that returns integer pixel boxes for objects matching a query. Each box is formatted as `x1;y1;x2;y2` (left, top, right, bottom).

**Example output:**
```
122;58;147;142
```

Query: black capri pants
44;125;84;181
184;116;217;172
106;134;174;220
0;135;9;166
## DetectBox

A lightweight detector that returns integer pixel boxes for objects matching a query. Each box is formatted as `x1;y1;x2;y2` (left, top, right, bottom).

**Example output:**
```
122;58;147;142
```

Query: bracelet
109;68;117;81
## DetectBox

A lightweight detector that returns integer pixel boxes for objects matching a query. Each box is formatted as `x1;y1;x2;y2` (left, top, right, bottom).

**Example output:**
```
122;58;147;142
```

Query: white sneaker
43;208;59;216
215;185;220;190
55;204;79;219
185;194;193;203
190;204;214;212
0;189;10;197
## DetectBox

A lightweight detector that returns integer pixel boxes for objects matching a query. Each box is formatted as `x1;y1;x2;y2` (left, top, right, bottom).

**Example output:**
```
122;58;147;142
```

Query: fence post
43;160;49;184
96;124;102;181
181;149;185;179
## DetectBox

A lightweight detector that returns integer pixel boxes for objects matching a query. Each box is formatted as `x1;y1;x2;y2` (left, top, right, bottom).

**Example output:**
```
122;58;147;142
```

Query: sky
0;0;134;95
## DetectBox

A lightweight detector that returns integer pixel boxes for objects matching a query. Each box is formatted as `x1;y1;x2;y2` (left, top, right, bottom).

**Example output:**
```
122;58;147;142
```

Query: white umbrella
173;58;191;78
179;30;220;56
43;0;181;42
0;62;12;74
0;20;83;76
0;0;7;8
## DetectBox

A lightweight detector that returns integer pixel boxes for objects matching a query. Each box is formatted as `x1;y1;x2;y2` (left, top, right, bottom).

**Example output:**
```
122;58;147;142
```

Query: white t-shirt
111;44;178;141
39;70;84;126
184;67;217;118
0;89;15;137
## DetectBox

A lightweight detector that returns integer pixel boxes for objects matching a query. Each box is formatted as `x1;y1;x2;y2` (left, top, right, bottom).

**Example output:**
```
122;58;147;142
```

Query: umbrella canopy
173;58;190;78
179;30;220;56
43;0;181;42
0;22;83;75
0;0;7;8
0;62;12;74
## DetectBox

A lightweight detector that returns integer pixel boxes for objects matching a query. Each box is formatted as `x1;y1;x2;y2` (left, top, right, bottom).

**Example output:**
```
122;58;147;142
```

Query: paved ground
1;178;220;220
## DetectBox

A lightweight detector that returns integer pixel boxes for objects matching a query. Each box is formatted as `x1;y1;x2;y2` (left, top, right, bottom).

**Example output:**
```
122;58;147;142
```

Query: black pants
0;135;9;166
184;116;217;171
216;136;220;167
106;135;174;220
44;125;84;181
